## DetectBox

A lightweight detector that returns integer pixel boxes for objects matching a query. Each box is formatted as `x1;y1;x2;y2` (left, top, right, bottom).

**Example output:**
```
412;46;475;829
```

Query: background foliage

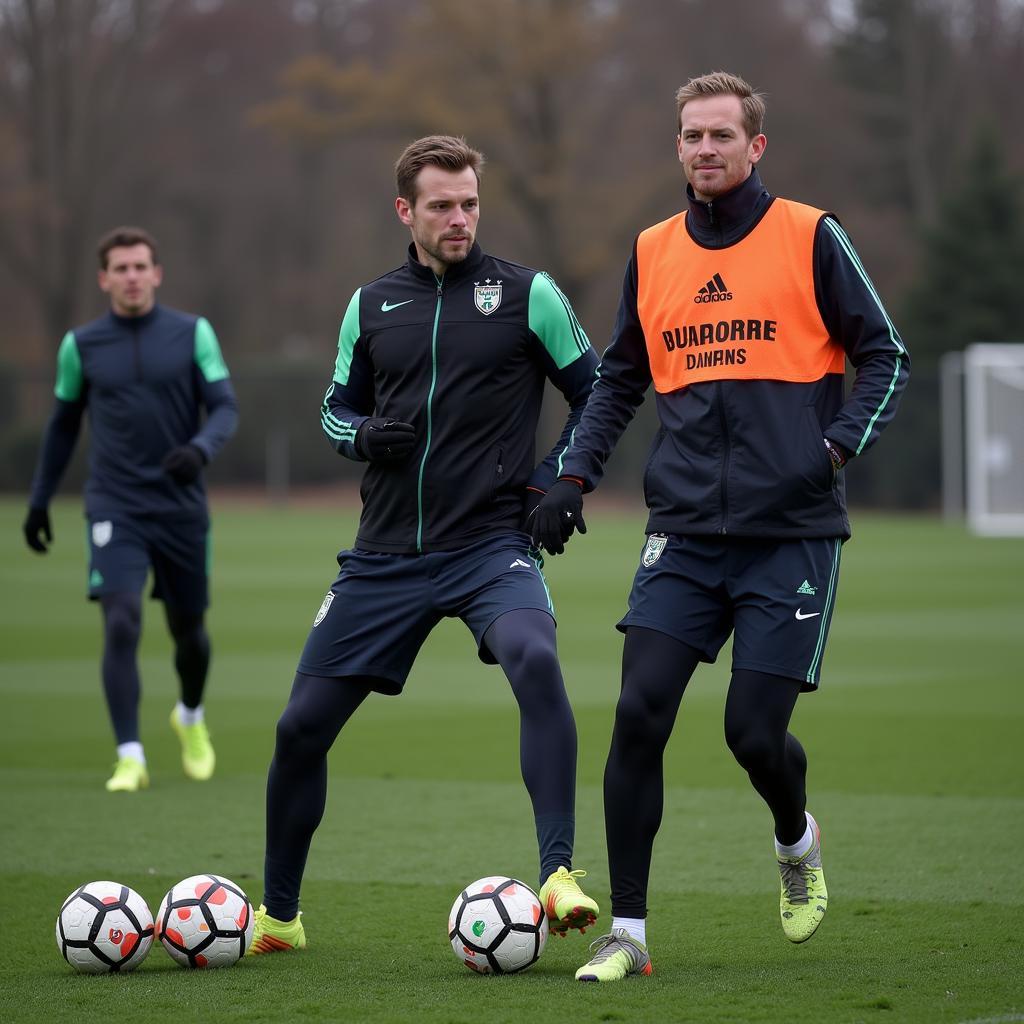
3;0;1024;506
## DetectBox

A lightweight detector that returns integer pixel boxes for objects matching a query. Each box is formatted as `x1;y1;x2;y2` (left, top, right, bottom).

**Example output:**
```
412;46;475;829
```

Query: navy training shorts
86;513;210;614
618;533;843;690
297;533;554;694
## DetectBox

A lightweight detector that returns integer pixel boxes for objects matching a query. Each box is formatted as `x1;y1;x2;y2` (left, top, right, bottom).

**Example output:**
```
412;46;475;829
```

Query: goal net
963;343;1024;536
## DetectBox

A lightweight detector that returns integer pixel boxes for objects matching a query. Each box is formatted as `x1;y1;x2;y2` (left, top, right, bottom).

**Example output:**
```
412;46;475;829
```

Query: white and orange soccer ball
56;880;154;974
155;873;254;968
448;875;548;974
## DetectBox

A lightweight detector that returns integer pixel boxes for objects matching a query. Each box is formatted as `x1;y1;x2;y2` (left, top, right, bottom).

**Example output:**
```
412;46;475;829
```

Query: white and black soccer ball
448;876;548;974
55;880;154;974
156;874;254;968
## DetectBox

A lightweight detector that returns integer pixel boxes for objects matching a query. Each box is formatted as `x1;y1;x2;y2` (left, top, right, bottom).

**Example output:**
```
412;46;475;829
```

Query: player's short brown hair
97;226;159;270
395;135;484;203
675;71;766;139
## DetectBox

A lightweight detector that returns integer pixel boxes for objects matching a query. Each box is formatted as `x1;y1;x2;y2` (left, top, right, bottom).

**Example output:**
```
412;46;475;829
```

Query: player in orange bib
532;71;910;981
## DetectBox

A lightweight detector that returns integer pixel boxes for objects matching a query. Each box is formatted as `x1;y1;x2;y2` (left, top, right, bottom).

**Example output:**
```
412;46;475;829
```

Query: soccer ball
55;880;154;974
448;876;548;974
155;874;254;968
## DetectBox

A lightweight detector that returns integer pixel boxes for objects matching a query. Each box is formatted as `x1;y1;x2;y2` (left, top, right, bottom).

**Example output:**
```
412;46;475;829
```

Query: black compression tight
605;629;808;917
99;595;211;745
263;673;372;921
724;668;807;844
604;628;701;918
100;593;143;744
164;606;210;710
483;609;578;880
263;610;577;917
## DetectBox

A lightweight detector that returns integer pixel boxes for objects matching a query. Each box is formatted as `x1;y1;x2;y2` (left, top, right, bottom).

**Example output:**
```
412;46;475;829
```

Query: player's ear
396;196;414;227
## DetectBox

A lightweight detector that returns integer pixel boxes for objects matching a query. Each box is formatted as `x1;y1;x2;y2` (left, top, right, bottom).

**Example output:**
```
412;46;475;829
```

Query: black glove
23;506;52;553
531;478;586;555
162;444;206;484
355;418;416;462
520;487;545;533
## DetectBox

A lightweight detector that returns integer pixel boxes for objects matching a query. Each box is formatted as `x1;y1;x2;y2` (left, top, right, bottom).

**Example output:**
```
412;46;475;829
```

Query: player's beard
420;231;473;270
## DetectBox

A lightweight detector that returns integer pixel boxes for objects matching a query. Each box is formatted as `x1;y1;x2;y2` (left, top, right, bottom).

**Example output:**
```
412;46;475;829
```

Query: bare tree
0;0;169;349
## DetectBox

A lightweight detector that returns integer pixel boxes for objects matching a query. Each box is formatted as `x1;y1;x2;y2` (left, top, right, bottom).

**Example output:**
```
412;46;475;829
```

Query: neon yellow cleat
247;905;307;955
575;928;652;982
170;708;216;781
105;756;149;793
538;866;599;936
779;814;828;943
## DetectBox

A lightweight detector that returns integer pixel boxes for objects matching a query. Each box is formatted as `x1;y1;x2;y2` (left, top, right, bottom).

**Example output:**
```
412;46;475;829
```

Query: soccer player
23;226;238;792
248;135;601;955
532;72;910;981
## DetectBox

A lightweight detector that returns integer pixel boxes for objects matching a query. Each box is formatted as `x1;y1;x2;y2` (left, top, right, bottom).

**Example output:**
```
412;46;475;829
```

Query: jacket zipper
415;276;444;552
132;322;142;381
715;381;730;533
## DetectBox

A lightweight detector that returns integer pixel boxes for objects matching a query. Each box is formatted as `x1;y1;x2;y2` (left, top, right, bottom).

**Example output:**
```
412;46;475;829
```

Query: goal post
963;343;1024;536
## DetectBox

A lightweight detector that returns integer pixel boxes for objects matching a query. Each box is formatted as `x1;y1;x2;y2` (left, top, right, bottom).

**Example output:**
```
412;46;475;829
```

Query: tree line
3;0;1023;506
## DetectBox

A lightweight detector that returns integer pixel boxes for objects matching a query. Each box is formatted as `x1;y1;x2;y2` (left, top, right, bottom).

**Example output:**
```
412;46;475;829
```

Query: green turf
1;497;1022;1023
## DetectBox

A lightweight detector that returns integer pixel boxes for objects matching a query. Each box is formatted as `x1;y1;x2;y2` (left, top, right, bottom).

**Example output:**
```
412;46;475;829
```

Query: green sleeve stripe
528;273;591;369
320;384;357;443
334;290;362;385
823;218;906;454
193;318;230;382
54;332;83;401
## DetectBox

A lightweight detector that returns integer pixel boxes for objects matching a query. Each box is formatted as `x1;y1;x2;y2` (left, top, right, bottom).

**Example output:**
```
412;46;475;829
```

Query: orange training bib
636;200;844;394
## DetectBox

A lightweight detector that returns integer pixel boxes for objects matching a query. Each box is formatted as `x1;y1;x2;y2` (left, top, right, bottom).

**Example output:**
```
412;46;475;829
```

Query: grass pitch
1;497;1022;1023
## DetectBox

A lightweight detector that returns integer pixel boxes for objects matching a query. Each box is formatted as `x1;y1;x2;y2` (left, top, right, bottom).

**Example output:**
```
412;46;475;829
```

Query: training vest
636;199;844;394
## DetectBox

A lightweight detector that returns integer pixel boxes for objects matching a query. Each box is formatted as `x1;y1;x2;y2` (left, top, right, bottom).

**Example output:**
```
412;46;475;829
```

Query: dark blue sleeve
527;347;600;492
814;216;911;458
191;377;239;464
559;245;653;491
28;398;86;508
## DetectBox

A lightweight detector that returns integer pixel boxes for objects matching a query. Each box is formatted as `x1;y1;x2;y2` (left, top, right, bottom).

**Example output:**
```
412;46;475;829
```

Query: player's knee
724;720;782;774
274;705;329;762
613;688;669;751
104;601;141;652
173;624;209;661
510;636;560;684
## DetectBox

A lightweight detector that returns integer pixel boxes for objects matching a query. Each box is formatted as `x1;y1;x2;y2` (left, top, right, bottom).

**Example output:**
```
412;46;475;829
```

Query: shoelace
585;932;635;966
779;858;816;904
553;868;587;891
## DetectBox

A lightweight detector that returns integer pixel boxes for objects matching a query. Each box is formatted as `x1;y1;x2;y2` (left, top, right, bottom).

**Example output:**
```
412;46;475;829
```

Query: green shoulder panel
193;318;230;382
333;289;361;385
528;272;591;370
54;332;83;401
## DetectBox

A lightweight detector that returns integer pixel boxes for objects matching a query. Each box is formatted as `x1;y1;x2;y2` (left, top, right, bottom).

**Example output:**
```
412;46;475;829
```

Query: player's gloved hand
531;478;586;555
355;418;416;462
162;444;206;484
23;506;52;553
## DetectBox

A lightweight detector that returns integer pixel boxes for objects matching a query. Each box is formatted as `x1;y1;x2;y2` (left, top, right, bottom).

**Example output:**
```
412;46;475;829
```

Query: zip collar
684;169;772;248
404;242;486;285
108;304;161;330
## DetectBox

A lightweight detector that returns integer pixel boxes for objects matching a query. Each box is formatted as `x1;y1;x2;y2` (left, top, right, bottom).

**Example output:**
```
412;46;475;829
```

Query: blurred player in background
249;135;600;956
533;71;910;981
23;226;238;792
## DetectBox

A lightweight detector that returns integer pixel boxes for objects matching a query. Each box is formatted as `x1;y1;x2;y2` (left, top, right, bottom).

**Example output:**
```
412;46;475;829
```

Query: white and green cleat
778;813;828;943
247;905;307;955
538;866;599;935
575;927;652;982
170;707;216;781
105;756;149;792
